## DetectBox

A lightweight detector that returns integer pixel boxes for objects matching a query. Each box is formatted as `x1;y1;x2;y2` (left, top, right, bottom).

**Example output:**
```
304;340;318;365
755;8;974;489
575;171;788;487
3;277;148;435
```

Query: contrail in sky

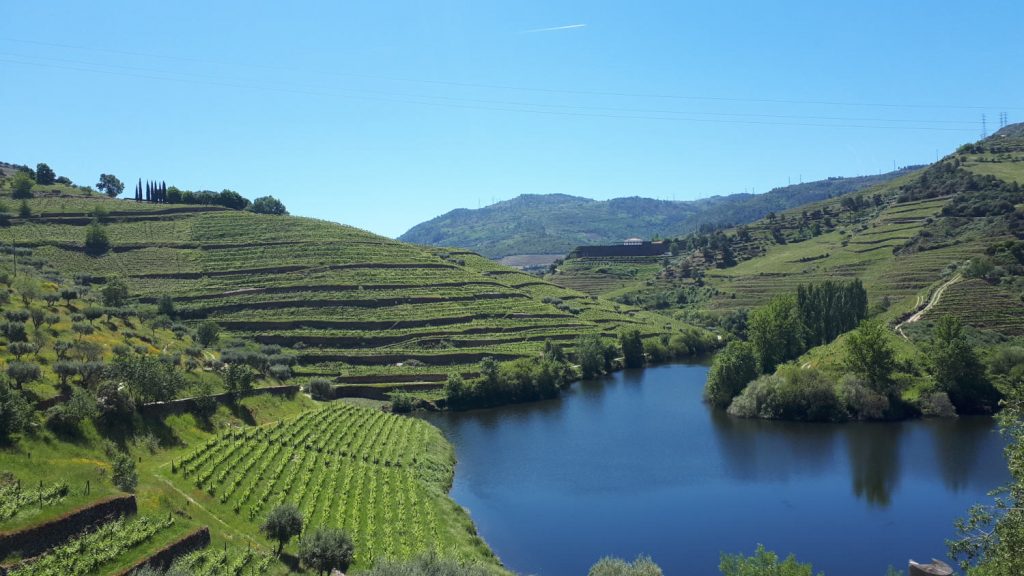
522;24;586;33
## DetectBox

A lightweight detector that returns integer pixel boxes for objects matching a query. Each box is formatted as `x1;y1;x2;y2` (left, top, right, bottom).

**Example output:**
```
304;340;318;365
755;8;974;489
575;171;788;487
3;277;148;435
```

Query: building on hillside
570;238;669;258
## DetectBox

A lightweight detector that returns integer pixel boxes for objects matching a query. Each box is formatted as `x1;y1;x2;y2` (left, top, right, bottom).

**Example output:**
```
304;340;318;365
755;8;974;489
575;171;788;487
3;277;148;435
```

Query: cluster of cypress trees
796;279;868;347
133;179;168;203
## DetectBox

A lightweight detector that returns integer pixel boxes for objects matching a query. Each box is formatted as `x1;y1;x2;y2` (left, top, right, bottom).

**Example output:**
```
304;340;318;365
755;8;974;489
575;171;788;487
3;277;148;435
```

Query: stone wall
0;495;136;562
114;526;210;575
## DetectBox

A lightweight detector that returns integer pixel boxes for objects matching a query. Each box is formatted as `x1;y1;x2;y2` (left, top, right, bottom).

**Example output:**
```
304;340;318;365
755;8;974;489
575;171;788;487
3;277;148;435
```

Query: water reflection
845;423;902;507
709;409;839;481
926;416;1002;492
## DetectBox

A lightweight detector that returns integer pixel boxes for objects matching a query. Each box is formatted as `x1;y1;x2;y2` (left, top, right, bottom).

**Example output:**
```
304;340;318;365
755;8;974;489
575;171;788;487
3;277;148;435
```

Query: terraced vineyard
170;402;494;569
7;193;697;393
8;515;178;576
922;278;1024;336
167;547;276;576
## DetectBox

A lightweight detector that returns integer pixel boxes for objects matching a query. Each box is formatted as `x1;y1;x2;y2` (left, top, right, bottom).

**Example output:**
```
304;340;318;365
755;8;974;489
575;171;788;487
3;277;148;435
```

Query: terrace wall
139;385;299;417
570;242;669;258
0;495;137;562
113;526;211;576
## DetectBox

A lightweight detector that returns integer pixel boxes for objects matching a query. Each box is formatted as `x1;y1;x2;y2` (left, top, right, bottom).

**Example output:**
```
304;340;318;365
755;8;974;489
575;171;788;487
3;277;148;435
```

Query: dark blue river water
422;363;1010;576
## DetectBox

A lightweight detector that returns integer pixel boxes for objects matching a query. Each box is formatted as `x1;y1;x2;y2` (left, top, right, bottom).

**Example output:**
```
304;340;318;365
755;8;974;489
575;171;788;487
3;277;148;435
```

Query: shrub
719;544;820;576
589;555;663;576
836;374;889;420
11;172;34;199
45;387;98;435
920;391;958;418
307;378;333;400
95;380;136;424
269;363;292;381
389;391;414;413
101;277;129;306
727;367;847;422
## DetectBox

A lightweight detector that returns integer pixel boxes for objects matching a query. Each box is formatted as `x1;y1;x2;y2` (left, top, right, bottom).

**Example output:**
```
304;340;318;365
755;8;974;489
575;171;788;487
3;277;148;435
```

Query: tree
704;341;758;409
101;277;129;306
35;163;56;185
749;295;804;373
18;200;31;218
96;174;124;198
111;450;138;492
261;503;303;554
619;329;646;369
575;333;607;379
11;172;34;199
843;320;897;397
929;315;1001;414
0;382;32;442
719;545;821;576
298;528;355;575
307;378;333;400
589;555;663;576
84;222;110;256
6;361;41;388
13;275;41;305
108;353;185;403
157;294;176;318
195;320;220;346
223;363;257;394
45;386;98;436
251;195;288;215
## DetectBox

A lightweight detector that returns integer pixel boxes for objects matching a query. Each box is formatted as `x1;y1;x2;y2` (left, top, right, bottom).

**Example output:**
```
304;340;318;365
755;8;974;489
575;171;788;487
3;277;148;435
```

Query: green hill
0;175;702;400
398;169;919;259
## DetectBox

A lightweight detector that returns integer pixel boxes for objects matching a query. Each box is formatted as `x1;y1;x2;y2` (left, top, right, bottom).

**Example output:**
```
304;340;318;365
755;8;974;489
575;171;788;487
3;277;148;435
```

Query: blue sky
1;1;1021;238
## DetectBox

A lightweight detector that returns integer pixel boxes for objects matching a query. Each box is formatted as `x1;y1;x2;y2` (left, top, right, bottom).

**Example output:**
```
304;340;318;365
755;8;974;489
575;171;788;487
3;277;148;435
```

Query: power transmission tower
1000;112;1008;128
981;114;987;138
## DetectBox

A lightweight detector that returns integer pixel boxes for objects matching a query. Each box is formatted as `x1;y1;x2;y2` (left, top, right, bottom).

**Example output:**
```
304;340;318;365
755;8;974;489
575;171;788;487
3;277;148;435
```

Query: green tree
101;277;129;306
843;320;897;397
704;340;758;409
307;378;333;400
84;222;110;256
749;295;804;373
929;315;1001;414
18;200;31;218
6;361;41;388
620;329;646;369
13;275;41;305
35;163;56;185
719;545;822;576
298;528;355;575
96;174;124;198
11;172;34;199
576;333;607;379
157;294;176;318
195;320;220;346
251;195;288;215
223;363;257;394
589;555;663;576
0;382;32;442
111;450;138;492
261;503;303;554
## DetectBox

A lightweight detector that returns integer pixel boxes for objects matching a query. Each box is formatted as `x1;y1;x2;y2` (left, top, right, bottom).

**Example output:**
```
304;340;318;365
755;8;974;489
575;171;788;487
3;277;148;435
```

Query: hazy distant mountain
399;168;921;258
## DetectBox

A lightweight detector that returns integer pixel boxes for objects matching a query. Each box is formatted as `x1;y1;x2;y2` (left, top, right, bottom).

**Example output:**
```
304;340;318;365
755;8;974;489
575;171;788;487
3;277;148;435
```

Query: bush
389;391;414;413
11;172;34;199
719;544;820;576
307;378;333;400
920;391;958;418
95;380;135;424
45;386;98;435
727;367;847;422
269;363;292;381
101;277;129;307
589;555;663;576
836;374;890;420
298;528;355;574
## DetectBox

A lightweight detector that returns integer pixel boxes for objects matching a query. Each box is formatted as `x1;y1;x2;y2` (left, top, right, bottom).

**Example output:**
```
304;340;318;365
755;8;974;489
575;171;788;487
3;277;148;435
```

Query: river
421;363;1010;576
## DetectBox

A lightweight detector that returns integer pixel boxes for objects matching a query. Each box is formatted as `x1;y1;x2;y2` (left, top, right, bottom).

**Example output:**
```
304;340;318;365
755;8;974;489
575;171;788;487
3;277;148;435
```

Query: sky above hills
1;1;1022;238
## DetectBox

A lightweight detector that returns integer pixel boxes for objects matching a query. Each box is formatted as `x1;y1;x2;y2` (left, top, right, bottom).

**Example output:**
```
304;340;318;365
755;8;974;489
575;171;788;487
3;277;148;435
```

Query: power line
0;56;979;133
2;36;1022;112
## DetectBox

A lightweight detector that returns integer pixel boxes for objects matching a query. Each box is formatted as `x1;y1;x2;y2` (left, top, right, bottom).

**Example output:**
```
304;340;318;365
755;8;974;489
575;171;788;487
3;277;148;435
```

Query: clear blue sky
1;1;1021;238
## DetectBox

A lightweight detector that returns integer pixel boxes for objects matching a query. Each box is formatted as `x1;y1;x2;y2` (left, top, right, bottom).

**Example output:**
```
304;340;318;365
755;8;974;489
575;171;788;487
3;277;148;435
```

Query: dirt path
895;274;961;339
153;473;259;546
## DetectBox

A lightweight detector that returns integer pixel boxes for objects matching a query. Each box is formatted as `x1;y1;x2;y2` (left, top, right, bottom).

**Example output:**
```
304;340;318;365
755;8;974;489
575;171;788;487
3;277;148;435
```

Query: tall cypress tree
145;181;151;202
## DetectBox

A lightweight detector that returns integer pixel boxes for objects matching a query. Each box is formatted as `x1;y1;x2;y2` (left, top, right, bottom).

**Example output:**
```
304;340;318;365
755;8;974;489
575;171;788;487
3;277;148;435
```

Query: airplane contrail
523;24;586;33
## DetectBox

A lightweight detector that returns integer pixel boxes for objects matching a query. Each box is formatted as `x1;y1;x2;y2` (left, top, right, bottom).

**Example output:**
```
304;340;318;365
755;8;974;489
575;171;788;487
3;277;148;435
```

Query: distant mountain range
399;168;922;258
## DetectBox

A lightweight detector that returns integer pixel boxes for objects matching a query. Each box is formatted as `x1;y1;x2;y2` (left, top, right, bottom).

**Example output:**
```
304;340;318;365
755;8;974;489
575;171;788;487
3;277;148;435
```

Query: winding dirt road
895;274;962;339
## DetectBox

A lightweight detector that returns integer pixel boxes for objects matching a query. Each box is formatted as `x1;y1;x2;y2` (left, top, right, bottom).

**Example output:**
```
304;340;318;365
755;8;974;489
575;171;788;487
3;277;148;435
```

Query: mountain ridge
399;168;922;258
